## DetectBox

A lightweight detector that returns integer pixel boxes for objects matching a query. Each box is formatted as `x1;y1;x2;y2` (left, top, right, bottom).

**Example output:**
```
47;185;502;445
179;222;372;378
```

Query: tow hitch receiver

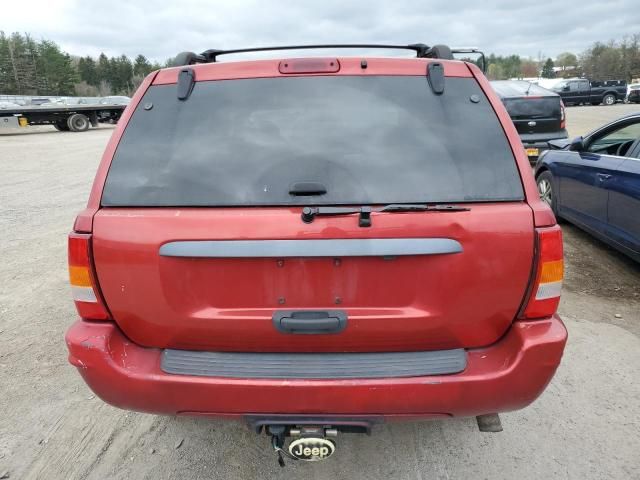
269;426;337;467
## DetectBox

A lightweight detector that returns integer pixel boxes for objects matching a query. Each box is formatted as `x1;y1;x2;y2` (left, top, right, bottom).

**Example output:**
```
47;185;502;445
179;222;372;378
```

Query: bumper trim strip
161;349;467;379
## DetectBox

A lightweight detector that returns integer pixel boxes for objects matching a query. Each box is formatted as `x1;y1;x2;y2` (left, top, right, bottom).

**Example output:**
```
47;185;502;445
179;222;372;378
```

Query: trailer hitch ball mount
268;425;337;467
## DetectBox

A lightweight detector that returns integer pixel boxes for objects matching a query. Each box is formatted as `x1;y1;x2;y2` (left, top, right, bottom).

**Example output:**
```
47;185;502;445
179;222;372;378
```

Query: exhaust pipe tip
476;413;503;432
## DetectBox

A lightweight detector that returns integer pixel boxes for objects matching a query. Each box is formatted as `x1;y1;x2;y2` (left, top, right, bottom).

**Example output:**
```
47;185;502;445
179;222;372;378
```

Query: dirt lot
565;103;640;138
1;105;639;479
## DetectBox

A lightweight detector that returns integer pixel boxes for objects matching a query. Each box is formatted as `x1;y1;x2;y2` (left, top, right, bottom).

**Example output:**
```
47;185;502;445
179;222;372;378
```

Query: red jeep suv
66;44;567;464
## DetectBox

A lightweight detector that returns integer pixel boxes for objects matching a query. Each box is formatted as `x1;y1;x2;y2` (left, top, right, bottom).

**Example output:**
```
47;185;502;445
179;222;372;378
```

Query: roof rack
172;43;460;66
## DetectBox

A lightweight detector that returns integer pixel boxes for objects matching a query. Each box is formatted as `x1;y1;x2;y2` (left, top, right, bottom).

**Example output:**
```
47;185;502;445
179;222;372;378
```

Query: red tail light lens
68;233;110;320
520;226;564;319
560;100;566;129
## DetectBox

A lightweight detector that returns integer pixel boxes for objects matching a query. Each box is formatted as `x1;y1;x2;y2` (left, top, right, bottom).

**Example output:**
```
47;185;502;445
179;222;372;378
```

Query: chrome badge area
288;438;336;461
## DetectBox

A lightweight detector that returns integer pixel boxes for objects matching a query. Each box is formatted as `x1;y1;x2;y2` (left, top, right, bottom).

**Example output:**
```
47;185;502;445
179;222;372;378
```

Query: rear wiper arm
302;206;372;226
301;204;469;226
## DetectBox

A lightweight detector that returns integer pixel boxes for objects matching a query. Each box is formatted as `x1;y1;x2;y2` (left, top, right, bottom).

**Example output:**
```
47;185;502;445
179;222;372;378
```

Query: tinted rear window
102;76;523;206
502;97;561;119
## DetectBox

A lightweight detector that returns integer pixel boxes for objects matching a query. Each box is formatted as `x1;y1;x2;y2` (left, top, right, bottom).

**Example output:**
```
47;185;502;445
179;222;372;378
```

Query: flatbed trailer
0;104;126;132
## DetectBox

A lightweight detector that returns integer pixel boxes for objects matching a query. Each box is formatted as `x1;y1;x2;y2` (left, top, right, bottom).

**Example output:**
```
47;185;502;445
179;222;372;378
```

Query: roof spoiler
172;43;484;68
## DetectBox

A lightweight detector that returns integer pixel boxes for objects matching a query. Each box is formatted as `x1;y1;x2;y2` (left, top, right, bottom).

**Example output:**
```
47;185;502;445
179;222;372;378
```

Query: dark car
535;113;640;262
491;80;567;162
65;43;566;464
551;78;627;106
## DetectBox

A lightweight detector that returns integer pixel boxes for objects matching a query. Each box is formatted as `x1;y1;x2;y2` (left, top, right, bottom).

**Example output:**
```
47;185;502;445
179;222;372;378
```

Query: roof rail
172;43;461;66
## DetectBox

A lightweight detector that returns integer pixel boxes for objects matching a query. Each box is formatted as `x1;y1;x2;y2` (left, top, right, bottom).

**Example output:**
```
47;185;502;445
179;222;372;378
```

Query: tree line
3;31;640;97
486;35;640;81
0;32;164;97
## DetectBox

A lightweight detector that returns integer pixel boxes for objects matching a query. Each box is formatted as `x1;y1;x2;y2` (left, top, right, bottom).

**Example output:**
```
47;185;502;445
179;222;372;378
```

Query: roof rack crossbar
174;43;435;65
172;44;487;69
202;44;432;62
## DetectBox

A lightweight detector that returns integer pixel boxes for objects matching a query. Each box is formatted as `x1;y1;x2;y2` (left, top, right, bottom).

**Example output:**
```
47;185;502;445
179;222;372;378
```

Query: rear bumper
520;131;568;159
522;140;556;150
519;130;568;145
65;315;567;418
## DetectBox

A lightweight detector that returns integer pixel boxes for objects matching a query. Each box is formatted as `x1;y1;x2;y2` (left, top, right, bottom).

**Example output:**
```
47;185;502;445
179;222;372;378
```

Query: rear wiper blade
379;203;470;213
301;204;469;226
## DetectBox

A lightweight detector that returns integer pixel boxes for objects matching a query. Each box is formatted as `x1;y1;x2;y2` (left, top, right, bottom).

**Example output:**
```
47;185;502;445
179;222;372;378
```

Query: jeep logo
288;438;336;461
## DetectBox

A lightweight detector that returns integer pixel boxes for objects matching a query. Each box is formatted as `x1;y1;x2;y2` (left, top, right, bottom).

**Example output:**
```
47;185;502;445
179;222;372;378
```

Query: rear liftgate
130;43;500;467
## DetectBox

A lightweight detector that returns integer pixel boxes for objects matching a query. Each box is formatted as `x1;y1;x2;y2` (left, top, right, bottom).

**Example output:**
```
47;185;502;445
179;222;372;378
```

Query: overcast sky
4;0;640;62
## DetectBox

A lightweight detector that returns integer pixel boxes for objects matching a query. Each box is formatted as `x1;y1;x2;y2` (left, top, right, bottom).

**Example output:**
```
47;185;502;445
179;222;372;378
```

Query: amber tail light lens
68;233;110;320
520;226;563;319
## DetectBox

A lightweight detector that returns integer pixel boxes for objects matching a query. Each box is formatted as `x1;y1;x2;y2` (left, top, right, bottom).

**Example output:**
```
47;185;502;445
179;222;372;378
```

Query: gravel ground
565;103;640;138
1;106;639;480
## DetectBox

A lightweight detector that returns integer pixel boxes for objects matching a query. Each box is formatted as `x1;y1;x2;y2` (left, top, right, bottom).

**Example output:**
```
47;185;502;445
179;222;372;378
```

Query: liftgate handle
272;310;347;334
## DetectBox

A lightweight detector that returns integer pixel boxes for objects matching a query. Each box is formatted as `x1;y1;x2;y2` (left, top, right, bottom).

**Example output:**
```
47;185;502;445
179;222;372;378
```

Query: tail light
560;100;566;129
68;233;110;320
520;226;563;319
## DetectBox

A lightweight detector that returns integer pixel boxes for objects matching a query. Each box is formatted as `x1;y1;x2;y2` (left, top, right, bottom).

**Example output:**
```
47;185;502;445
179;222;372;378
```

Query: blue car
534;113;640;262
